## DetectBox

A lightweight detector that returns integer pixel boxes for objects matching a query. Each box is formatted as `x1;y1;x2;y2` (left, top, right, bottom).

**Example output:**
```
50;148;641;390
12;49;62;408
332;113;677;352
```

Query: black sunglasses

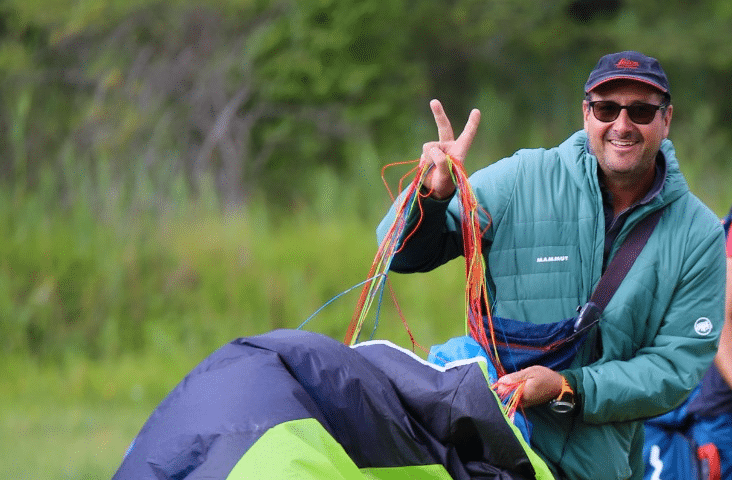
588;100;667;125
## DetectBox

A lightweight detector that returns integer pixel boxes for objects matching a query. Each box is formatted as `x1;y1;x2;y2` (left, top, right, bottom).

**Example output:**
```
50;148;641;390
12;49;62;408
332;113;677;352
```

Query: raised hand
419;99;481;199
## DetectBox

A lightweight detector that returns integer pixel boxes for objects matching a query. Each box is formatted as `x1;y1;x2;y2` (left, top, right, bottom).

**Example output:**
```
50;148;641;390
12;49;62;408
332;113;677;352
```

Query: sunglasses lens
627;105;657;124
591;101;661;124
592;102;621;122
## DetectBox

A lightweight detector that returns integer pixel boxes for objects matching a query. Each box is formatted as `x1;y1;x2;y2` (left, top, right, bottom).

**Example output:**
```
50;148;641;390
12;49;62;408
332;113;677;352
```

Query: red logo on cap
615;58;639;69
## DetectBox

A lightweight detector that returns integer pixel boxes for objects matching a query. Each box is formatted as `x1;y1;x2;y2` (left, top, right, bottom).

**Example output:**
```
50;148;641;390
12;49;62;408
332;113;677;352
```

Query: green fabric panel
227;418;362;479
227;418;454;480
361;465;452;479
228;365;555;480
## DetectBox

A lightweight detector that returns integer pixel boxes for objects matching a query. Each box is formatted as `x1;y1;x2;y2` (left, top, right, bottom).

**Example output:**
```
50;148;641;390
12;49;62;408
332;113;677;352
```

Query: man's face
583;81;672;184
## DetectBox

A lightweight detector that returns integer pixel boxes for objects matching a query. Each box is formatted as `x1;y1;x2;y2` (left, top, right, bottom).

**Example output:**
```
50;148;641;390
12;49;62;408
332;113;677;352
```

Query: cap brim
585;75;668;94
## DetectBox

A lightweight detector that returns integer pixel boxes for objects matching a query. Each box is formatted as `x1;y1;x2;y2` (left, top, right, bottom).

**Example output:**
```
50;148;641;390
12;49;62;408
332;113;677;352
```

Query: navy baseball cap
584;51;670;97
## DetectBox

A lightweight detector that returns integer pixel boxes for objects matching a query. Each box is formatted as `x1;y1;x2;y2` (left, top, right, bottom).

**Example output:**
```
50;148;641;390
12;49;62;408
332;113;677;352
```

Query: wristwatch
549;375;575;414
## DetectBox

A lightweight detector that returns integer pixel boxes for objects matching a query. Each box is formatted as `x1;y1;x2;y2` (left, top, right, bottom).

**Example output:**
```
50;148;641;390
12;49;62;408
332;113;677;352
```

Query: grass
1;176;468;478
0;351;199;479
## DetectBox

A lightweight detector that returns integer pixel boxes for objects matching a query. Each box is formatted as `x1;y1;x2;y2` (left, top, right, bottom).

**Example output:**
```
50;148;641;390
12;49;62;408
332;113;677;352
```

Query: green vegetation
0;167;469;478
3;0;732;477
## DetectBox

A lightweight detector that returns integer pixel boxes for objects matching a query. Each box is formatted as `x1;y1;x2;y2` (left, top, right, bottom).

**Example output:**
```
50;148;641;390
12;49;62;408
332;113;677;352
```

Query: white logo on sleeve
694;317;713;336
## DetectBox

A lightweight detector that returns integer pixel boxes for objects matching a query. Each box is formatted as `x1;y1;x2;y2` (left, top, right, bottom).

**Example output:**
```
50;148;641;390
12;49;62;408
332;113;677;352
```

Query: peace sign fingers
454;107;481;161
430;99;455;143
429;99;481;162
421;100;482;199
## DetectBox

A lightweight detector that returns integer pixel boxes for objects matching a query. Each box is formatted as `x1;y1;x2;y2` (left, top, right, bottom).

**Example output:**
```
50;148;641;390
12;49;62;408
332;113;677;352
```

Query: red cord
346;157;502;377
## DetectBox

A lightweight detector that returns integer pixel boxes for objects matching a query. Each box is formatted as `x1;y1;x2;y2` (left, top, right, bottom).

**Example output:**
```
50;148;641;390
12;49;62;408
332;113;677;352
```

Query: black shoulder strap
590;208;664;313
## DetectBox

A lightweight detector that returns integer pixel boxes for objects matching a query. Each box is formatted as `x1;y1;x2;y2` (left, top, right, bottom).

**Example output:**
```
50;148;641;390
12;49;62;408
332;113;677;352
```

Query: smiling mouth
609;139;638;147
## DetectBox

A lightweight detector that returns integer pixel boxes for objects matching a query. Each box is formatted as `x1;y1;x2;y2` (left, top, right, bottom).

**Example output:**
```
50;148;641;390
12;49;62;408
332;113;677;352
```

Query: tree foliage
1;0;732;209
4;0;732;361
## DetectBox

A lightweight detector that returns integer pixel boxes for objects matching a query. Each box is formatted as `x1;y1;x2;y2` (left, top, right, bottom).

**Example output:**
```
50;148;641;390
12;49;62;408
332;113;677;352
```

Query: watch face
549;399;575;414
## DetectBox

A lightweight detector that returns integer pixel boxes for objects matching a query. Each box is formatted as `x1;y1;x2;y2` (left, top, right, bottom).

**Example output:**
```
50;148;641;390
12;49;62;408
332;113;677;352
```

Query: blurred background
2;0;732;477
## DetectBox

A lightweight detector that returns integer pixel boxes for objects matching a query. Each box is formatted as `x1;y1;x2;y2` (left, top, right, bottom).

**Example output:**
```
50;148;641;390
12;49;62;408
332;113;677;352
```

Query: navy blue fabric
643;423;700;480
688;364;732;417
427;335;533;444
112;329;538;480
691;413;732;480
642;389;703;480
486;315;590;373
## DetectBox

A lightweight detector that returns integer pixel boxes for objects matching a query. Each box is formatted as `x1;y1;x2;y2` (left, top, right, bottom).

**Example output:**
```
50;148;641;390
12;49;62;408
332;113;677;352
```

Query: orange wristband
549;376;575;414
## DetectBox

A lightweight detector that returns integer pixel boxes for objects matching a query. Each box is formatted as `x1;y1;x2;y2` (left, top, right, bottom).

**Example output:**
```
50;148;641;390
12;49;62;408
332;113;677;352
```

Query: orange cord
346;157;503;374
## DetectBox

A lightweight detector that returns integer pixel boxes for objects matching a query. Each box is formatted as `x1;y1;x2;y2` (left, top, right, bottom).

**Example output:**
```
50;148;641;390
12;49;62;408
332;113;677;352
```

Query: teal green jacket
377;130;726;480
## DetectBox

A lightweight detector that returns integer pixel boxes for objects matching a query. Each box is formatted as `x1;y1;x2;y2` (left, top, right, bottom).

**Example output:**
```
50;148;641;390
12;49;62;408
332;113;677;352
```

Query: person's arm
714;254;732;388
577;224;726;423
498;216;726;417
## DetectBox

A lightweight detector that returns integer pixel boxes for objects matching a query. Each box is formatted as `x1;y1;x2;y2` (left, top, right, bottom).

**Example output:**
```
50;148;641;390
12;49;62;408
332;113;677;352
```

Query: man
378;51;726;479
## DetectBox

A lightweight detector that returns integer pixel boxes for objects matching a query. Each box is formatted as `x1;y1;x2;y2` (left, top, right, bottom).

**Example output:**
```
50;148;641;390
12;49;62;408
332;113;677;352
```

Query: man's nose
613;108;636;130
